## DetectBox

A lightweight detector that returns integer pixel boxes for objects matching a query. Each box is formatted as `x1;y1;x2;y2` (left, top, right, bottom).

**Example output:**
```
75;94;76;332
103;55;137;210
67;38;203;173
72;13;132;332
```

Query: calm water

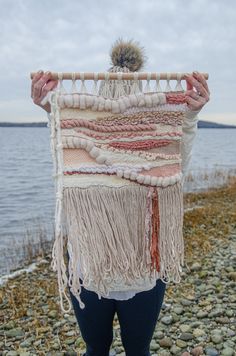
0;127;236;276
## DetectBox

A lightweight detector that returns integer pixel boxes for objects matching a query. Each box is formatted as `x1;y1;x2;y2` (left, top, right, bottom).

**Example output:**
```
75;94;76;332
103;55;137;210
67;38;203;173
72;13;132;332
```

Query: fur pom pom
109;38;146;72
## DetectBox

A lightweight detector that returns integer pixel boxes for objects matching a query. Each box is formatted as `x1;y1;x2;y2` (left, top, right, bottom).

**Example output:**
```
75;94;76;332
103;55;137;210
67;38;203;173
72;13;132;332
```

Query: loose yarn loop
47;73;187;313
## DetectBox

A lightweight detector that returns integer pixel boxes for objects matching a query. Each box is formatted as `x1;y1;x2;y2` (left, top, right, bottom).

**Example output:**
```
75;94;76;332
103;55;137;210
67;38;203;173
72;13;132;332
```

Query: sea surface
0;127;235;276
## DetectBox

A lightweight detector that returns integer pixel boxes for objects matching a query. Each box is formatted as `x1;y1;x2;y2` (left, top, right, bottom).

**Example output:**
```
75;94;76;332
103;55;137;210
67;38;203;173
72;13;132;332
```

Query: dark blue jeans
67;254;167;356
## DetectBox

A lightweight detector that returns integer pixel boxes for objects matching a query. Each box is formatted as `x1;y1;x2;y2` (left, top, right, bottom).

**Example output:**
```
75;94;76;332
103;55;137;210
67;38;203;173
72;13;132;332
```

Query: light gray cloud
0;0;235;124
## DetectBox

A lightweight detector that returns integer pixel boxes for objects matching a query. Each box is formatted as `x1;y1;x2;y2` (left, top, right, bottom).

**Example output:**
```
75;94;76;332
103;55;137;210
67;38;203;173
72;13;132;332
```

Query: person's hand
31;70;58;113
184;71;210;112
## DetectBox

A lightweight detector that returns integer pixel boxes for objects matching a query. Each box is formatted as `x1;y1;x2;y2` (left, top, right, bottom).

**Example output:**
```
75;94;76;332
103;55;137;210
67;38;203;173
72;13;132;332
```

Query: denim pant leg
115;279;167;356
66;252;116;356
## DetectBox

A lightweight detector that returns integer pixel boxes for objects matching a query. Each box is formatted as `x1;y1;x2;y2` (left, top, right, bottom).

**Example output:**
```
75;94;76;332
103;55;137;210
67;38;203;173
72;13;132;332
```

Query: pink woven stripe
61;119;156;132
166;93;187;104
71;128;182;140
108;139;172;150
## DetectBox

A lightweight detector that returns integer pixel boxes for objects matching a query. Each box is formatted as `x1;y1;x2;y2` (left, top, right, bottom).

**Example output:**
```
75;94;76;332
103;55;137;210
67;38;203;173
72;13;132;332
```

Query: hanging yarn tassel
164;73;172;92
155;73;163;92
130;72;141;94
71;72;78;94
144;73;151;93
58;73;67;94
92;73;99;95
150;187;161;272
79;72;87;94
174;73;184;91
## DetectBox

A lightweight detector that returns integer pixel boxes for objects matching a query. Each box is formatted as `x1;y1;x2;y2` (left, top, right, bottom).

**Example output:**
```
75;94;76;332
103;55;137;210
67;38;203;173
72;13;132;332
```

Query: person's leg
115;279;167;356
66;252;116;356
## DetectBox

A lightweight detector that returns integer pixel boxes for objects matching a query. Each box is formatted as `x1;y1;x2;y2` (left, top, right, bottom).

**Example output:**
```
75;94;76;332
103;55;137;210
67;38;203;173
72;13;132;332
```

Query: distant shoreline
0;120;236;128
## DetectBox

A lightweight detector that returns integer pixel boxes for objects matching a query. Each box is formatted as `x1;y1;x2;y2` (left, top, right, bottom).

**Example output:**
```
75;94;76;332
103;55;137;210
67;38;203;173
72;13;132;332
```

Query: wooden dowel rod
30;72;209;80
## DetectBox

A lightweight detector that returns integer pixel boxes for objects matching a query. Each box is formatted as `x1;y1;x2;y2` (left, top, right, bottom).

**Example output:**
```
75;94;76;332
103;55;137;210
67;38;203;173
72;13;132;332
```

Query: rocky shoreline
0;180;236;356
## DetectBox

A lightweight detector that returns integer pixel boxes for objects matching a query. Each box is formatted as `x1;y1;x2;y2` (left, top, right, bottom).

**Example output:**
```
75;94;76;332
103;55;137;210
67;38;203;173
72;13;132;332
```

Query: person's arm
180;70;210;182
180;109;200;179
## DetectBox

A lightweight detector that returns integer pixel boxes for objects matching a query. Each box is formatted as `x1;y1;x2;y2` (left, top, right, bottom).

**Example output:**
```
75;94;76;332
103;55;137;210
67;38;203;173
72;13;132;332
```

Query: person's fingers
38;80;58;104
185;95;202;111
193;71;210;95
32;72;52;102
184;74;209;99
185;84;209;110
186;89;206;103
31;70;44;97
186;78;193;91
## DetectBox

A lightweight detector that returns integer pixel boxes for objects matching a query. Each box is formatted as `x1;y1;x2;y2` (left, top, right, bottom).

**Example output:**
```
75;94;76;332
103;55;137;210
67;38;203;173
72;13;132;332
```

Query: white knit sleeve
180;109;200;178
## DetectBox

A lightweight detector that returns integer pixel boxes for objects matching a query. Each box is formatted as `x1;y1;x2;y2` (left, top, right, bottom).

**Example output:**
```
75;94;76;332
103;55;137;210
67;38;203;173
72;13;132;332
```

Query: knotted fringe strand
157;181;184;283
150;187;161;273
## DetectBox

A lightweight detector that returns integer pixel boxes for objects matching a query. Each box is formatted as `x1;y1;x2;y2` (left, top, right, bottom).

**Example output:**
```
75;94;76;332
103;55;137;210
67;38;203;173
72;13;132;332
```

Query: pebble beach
0;178;236;356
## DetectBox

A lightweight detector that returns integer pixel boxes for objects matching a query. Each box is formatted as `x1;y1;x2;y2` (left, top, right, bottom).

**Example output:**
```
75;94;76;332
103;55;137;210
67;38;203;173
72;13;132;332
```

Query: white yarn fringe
50;182;184;313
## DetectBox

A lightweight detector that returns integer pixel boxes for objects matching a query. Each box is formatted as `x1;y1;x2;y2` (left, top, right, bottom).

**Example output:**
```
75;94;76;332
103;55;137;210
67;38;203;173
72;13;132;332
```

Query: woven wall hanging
31;63;208;313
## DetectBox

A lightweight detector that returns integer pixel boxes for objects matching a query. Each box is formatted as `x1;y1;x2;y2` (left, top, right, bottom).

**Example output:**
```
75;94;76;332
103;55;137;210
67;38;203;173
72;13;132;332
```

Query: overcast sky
0;0;236;125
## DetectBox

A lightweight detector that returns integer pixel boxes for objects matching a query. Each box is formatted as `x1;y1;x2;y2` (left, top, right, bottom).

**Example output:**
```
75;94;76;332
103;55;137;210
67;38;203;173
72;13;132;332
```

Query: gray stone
173;306;184;315
223;340;235;349
159;351;171;356
155;330;164;339
3;321;16;330
20;339;32;348
179;332;194;341
225;310;234;317
51;342;60;350
172;314;181;323
211;333;223;344
196;310;208;318
193;328;205;338
205;347;219;356
208;309;224;318
216;317;229;324
5;327;25;338
170;345;181;354
221;347;235;356
150;340;159;351
226;329;235;337
179;324;192;333
161;315;173;325
181;299;193;306
176;339;187;348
